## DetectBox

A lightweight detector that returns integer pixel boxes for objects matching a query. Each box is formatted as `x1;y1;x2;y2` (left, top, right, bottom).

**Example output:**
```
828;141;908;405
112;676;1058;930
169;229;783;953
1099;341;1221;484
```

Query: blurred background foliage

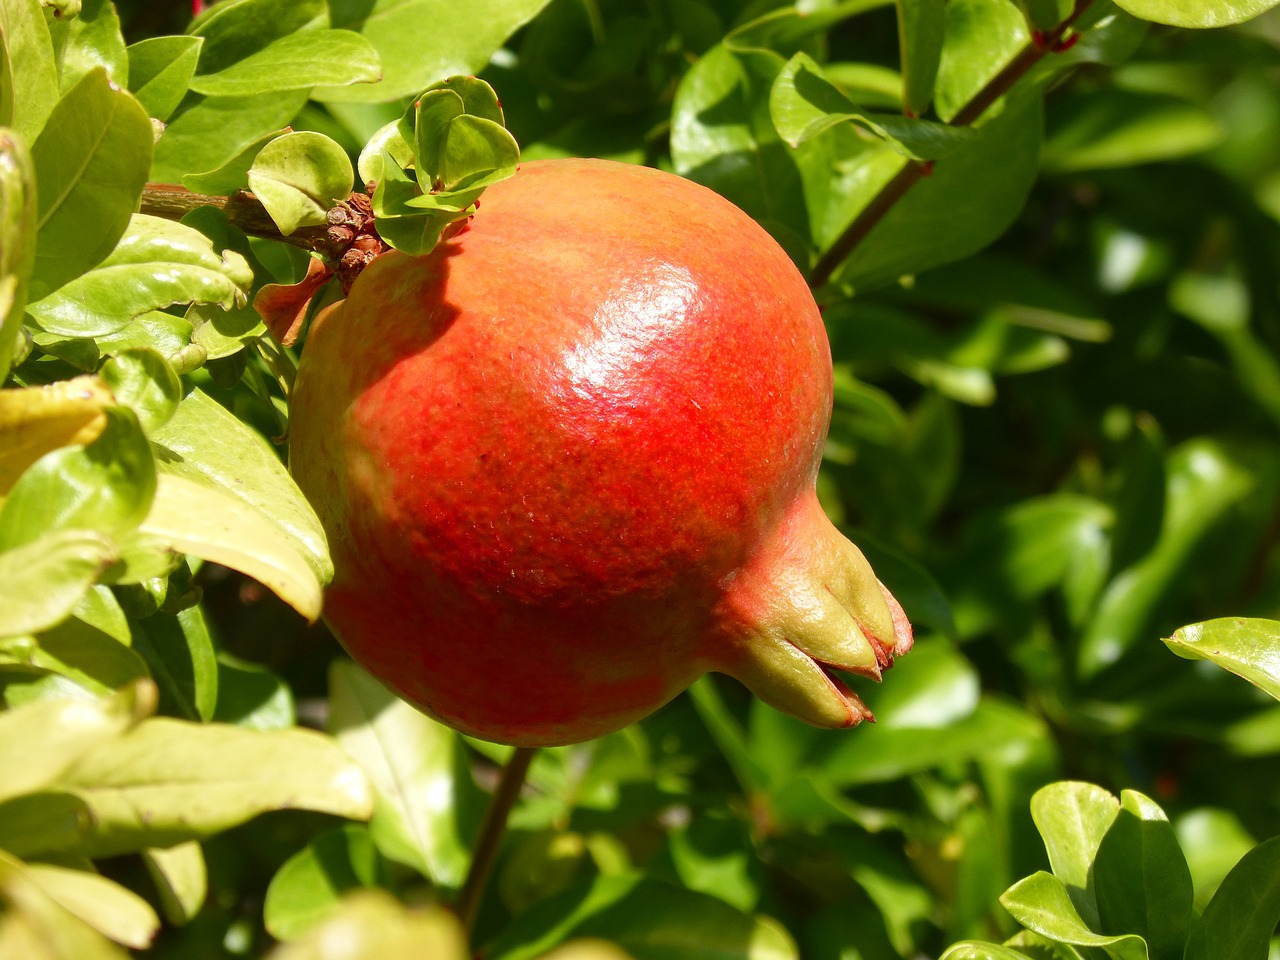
3;0;1280;957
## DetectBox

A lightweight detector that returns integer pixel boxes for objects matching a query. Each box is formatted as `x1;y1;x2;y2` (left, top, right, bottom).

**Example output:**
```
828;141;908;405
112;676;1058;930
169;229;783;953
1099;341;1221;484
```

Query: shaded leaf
1093;791;1193;960
897;0;947;116
150;89;308;184
0;531;117;637
264;825;382;940
1184;836;1280;960
100;349;181;435
130;604;218;722
483;874;798;960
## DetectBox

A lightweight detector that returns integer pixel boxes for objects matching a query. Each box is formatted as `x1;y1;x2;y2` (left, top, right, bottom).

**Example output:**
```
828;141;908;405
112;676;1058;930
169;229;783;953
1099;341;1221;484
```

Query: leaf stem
807;0;1095;291
456;745;537;937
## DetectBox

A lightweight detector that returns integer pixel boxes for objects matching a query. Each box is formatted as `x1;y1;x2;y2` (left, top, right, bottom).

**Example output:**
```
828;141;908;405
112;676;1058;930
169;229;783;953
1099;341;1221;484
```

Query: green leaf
213;655;294;730
1111;0;1280;27
4;611;150;697
772;52;973;159
0;407;155;551
264;825;382;940
0;127;36;380
1164;618;1280;702
356;119;412;187
137;472;324;622
55;717;373;858
1000;871;1150;960
1042;90;1224;173
126;36;203;122
1093;791;1193;960
327;660;484;887
940;944;1037;960
247;131;355;236
1176;809;1258;912
829;91;1043;289
152;389;330;581
177;127;287;194
439;114;520;191
822;698;1046;785
150;89;308;184
316;0;554;103
0;0;60;140
189;29;379;97
897;0;947;116
28;67;152;300
0;791;96;860
24;863;159;949
1011;0;1073;31
268;890;469;960
934;0;1027;121
1029;781;1120;928
27;215;253;338
1079;440;1253;677
0;682;147;803
46;0;127;92
130;605;218;722
0;851;130;960
1184;836;1280;960
0;530;117;637
483;874;799;960
100;349;181;435
140;841;206;926
188;0;326;76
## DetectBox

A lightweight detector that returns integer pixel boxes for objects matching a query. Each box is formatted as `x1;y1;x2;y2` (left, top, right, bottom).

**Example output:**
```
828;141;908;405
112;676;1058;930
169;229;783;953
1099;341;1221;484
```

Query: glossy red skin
290;158;832;745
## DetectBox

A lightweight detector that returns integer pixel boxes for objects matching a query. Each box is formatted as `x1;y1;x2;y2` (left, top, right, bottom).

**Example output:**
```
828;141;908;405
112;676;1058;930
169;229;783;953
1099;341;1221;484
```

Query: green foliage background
2;0;1280;957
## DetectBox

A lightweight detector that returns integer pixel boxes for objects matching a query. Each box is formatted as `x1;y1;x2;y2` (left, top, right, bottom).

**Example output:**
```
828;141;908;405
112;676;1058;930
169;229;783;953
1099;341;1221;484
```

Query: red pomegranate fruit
290;158;912;746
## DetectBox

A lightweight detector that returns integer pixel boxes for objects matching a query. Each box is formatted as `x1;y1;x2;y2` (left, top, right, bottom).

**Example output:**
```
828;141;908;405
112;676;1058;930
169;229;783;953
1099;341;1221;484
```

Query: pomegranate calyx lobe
710;494;915;728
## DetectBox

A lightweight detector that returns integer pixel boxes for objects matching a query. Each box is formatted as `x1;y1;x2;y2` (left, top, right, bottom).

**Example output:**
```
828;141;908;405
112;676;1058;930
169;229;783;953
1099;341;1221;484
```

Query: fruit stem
456;745;538;938
808;0;1095;291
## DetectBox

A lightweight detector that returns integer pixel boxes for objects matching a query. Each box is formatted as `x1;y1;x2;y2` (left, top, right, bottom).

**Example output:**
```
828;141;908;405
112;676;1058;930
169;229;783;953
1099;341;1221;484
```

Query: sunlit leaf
267;890;469;960
0;0;60;140
56;717;373;858
1000;872;1149;960
247;131;354;236
137;472;323;621
24;863;159;949
264;825;383;940
315;0;554;103
126;35;203;121
28;67;152;299
27;215;253;338
0;126;35;379
327;660;483;886
1164;618;1280;702
140;841;206;927
1112;0;1280;27
189;29;379;97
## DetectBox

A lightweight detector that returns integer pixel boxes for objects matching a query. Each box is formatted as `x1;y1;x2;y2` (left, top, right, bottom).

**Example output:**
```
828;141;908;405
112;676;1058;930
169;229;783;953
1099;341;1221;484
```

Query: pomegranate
289;158;912;746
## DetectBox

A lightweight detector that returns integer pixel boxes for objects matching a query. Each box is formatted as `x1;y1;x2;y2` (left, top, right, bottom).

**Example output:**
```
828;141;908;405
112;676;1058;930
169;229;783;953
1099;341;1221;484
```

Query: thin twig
138;184;339;254
808;0;1096;291
455;746;537;937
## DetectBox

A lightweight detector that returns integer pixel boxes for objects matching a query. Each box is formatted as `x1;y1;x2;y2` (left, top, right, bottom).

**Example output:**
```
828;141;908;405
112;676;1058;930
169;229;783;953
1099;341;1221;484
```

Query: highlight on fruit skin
289;157;913;747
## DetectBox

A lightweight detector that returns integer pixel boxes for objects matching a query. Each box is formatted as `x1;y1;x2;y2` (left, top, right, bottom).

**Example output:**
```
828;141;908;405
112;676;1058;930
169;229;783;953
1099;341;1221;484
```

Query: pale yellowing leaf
24;864;160;949
0;376;112;493
141;842;206;926
0;681;153;804
57;717;373;858
268;890;469;960
138;472;323;621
